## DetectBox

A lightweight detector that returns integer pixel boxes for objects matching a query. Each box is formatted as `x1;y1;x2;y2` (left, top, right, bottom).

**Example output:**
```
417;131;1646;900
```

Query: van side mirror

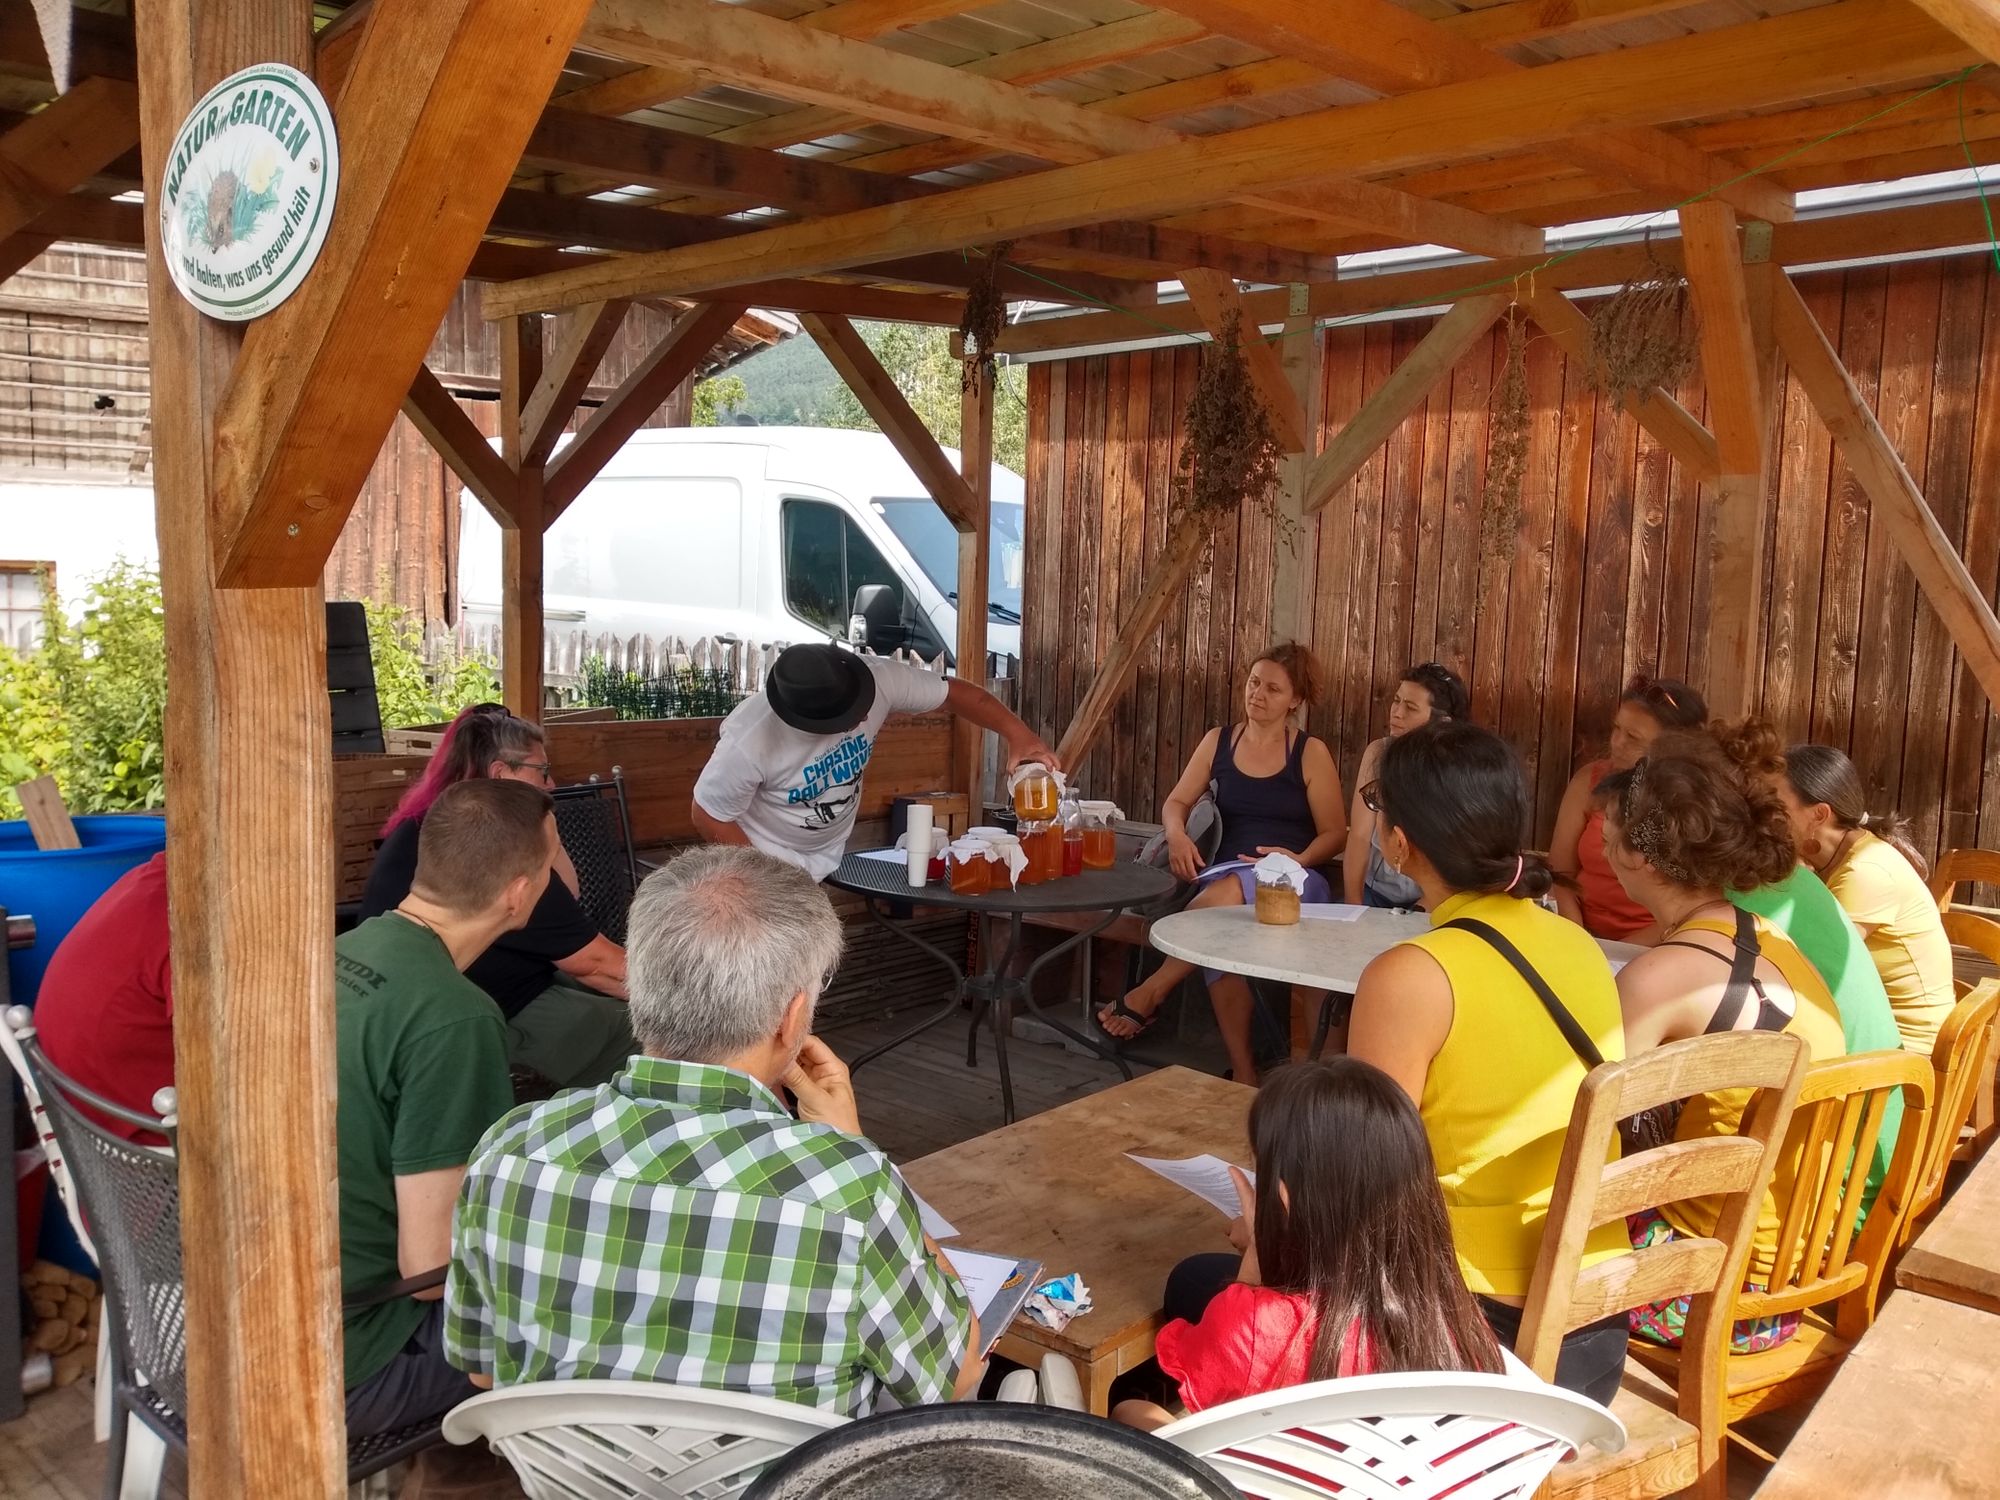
849;583;906;653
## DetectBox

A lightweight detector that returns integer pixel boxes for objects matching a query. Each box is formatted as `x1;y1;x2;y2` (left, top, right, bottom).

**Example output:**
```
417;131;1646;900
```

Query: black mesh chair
5;1010;442;1496
551;765;648;944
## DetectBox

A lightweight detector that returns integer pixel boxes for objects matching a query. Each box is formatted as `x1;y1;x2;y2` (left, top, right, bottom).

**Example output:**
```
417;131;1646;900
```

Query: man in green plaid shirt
445;845;980;1414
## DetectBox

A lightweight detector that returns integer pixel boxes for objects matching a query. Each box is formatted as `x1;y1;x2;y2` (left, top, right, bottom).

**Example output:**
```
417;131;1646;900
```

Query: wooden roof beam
486;0;1965;318
403;364;520;526
211;0;595;588
0;76;139;241
1179;268;1311;453
1147;0;1795;223
804;313;981;530
576;0;1545;261
1904;1;2000;68
522;299;633;467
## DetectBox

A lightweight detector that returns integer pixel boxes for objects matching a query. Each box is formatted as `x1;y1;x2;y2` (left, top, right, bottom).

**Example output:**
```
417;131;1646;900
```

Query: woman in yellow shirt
1776;745;1952;1055
1349;721;1628;1404
1602;731;1847;1355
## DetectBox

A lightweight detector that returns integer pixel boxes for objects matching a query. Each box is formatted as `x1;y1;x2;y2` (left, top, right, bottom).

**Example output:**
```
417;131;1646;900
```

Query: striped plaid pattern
444;1057;970;1416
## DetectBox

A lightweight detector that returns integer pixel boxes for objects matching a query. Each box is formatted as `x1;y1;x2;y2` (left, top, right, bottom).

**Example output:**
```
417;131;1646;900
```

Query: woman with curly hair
1601;730;1847;1355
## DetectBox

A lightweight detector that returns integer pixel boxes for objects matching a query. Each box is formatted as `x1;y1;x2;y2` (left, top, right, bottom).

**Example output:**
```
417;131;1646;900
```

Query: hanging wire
1957;73;2000;278
994;63;1997;353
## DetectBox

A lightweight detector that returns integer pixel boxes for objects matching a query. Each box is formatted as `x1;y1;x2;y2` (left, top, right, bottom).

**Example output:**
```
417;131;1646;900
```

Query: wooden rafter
0;75;139;240
209;0;595;588
1148;0;1794;224
803;312;980;530
1770;269;2000;708
521;299;632;468
543;299;745;520
577;0;1544;262
402;364;518;526
1521;285;1721;483
486;0;1965;317
1178;269;1311;455
1303;293;1510;510
1904;0;2000;67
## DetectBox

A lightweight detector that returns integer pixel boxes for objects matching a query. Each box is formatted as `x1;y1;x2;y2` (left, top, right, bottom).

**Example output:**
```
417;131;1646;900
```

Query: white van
459;426;1025;666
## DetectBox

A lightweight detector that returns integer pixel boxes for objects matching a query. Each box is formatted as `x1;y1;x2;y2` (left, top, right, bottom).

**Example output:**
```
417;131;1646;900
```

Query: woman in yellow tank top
1599;730;1847;1355
1349;722;1629;1405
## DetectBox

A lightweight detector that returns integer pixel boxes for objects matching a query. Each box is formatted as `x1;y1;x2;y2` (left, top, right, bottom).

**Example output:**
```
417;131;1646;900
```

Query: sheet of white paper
913;1193;959;1240
950;1248;1031;1320
855;848;907;865
1297;903;1368;922
1126;1153;1254;1217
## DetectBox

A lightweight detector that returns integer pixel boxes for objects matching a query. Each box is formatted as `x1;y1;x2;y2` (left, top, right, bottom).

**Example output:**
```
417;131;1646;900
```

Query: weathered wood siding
1020;251;2000;868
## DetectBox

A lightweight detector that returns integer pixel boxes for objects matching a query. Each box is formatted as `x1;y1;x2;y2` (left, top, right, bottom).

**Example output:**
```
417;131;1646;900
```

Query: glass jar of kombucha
1011;764;1060;823
947;839;995;896
1018;820;1062;884
1077;801;1121;870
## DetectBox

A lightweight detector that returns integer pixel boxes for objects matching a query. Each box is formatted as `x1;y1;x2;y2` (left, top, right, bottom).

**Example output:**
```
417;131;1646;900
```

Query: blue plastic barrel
0;814;167;1007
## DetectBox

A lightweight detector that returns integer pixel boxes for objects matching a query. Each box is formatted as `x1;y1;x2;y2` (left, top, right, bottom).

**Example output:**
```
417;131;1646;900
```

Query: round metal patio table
828;852;1178;1124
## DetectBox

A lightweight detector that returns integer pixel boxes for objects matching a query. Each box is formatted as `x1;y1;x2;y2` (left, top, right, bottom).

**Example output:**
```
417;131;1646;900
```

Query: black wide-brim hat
766;643;877;734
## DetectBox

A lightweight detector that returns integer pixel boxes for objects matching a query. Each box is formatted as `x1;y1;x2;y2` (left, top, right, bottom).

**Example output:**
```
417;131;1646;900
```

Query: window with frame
0;564;51;653
779;501;942;657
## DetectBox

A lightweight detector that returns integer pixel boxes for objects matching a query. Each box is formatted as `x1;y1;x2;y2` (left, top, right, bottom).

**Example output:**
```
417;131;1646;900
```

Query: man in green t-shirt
1732;863;1905;1215
339;777;556;1437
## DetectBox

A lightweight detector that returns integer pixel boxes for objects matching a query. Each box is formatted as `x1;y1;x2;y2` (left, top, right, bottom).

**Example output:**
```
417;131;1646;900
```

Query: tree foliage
692;372;748;426
362;595;499;728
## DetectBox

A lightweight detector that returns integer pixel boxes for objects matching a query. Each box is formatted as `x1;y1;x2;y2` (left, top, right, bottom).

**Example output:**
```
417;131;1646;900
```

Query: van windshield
872;497;1025;624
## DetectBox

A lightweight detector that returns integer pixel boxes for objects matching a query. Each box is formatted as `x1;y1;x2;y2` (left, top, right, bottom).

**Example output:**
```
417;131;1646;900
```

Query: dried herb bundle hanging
1173;310;1286;538
1583;248;1698;399
958;241;1013;393
1482;308;1530;559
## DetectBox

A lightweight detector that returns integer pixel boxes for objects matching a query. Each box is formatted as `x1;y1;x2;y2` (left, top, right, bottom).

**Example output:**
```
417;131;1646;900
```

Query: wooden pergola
10;0;2000;1488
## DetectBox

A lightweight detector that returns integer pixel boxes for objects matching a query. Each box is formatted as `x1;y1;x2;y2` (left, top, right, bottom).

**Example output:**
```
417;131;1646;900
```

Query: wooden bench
1753;1292;2000;1498
1896;1139;2000;1315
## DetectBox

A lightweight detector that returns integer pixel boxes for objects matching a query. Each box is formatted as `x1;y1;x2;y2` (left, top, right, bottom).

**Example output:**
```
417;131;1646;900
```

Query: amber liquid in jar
1081;826;1117;870
1254;882;1301;926
1013;774;1059;823
1017;823;1052;885
949;853;994;896
1033;824;1065;883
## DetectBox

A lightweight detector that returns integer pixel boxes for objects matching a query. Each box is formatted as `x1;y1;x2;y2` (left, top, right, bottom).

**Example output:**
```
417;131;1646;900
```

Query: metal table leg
846;897;978;1073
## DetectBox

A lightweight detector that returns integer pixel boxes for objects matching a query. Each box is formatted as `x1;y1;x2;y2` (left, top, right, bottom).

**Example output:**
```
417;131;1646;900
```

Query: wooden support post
134;0;343;1494
802;313;981;526
1679;201;1772;718
1270;284;1318;643
1521;285;1722;483
1179;268;1311;455
1056;513;1214;768
403;364;519;527
1303;293;1509;511
1771;271;2000;708
957;364;995;809
501;315;545;717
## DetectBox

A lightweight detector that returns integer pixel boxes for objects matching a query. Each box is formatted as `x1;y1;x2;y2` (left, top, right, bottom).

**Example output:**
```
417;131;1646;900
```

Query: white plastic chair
440;1380;848;1500
1155;1370;1626;1500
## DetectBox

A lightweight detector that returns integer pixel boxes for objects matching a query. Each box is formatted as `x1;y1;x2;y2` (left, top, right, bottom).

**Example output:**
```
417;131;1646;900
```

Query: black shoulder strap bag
1439;915;1692;1157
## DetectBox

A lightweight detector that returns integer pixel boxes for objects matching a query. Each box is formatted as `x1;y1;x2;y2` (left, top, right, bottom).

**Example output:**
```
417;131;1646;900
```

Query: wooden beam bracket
1179;268;1311;455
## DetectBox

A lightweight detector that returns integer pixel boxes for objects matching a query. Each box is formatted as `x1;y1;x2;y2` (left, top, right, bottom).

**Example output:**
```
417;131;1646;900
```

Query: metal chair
1517;1031;1809;1500
6;1011;441;1498
441;1380;846;1500
1155;1370;1625;1500
551;766;644;944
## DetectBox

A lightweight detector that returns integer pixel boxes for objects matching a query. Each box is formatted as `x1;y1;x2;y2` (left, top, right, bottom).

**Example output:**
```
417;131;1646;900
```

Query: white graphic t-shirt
693;656;951;879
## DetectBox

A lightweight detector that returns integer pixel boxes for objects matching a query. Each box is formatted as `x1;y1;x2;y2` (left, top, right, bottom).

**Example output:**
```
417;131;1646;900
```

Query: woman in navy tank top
1096;643;1347;1082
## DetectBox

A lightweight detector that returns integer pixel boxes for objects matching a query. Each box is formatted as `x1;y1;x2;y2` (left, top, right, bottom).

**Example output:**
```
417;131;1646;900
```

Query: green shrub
362;596;499;728
0;561;165;816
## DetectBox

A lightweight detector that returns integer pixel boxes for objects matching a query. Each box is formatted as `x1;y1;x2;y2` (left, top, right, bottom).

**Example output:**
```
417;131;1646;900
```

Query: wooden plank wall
1019;251;2000;869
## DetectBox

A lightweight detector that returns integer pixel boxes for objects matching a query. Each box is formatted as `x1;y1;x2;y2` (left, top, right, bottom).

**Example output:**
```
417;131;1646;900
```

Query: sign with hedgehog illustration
160;63;339;322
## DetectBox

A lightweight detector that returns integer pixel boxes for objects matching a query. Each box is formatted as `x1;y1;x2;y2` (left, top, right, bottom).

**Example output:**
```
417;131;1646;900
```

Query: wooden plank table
1896;1140;2000;1314
899;1065;1255;1415
1754;1292;2000;1498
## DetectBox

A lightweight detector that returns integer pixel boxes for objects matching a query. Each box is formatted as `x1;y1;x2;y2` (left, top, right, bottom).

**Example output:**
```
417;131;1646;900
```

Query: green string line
996;63;1997;353
1958;75;2000;278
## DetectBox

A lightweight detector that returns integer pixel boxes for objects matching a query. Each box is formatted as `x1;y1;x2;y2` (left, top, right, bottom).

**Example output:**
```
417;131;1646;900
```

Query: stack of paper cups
905;803;933;886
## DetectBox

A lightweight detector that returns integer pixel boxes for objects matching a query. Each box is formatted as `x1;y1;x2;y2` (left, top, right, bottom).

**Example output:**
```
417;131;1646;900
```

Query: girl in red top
1548;676;1707;944
1113;1058;1503;1429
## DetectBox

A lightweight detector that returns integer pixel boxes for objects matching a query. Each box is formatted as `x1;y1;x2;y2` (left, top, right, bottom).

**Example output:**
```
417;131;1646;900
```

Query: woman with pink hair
362;703;632;1087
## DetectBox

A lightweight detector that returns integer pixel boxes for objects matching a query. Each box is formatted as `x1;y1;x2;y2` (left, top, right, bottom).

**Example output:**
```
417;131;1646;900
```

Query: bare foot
1095;986;1161;1038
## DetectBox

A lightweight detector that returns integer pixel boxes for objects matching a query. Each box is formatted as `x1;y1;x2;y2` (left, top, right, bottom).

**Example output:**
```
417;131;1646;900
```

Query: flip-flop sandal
1096;996;1159;1041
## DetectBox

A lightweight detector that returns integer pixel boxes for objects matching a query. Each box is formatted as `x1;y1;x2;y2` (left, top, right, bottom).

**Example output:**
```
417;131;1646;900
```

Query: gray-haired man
444;844;983;1413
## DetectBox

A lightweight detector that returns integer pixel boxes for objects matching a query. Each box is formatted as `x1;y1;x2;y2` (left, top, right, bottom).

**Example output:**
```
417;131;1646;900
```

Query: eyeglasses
1360;780;1383;813
511;760;554;782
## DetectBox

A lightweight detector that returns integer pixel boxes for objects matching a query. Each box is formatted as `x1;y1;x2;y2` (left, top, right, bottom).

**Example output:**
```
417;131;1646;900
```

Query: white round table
1149;904;1644;992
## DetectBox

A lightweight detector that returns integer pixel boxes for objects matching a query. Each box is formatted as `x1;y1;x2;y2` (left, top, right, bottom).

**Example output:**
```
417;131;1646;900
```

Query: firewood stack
22;1259;100;1388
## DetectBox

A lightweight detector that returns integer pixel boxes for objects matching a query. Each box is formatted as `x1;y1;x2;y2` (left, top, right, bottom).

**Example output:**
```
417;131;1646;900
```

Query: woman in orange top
1547;676;1707;944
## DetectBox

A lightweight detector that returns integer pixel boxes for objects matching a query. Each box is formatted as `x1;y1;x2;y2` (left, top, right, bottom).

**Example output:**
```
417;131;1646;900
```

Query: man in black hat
691;644;1055;879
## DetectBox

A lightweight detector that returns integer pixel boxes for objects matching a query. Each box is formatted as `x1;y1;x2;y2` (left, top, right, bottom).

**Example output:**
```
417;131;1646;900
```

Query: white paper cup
906;804;933;886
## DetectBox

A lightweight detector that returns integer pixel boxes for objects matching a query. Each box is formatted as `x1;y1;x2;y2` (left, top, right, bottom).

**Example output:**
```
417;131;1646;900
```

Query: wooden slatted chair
1928;847;2000;916
1940;913;2000;1153
1627;1051;1933;1444
1517;1031;1809;1500
1902;979;2000;1233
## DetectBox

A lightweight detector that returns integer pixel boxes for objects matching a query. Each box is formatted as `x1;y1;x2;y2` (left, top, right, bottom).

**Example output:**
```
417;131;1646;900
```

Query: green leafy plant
0;561;165;817
362;595;499;728
693;373;749;426
574;656;741;720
